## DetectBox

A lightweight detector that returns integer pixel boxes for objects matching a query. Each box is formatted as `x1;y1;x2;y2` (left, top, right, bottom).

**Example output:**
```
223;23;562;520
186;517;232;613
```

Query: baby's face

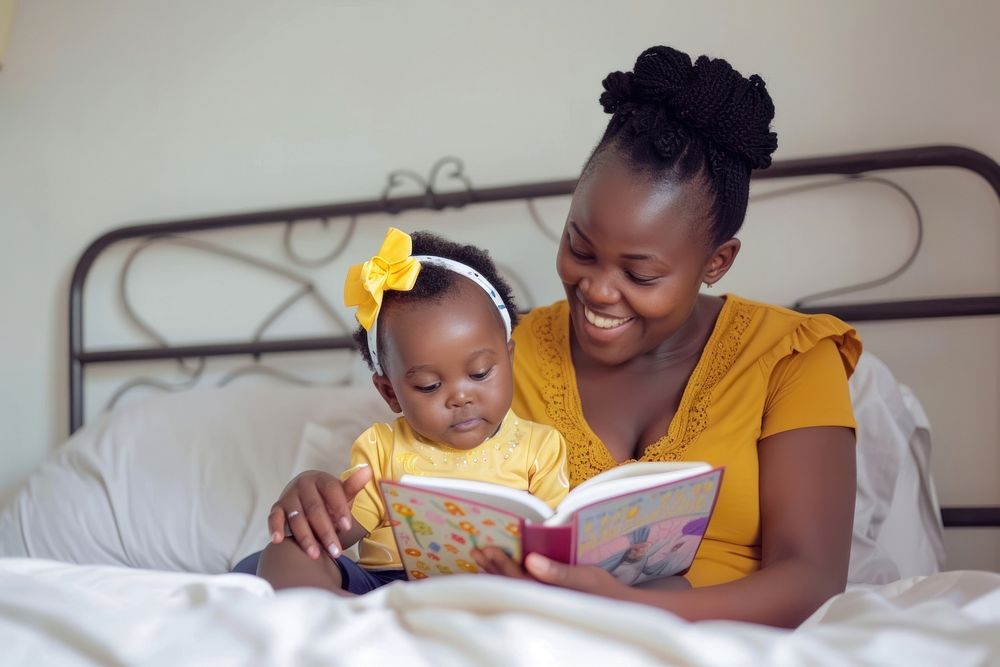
375;279;514;450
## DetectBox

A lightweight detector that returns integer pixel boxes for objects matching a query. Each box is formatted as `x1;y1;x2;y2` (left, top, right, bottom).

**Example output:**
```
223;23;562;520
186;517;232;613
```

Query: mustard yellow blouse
511;295;862;587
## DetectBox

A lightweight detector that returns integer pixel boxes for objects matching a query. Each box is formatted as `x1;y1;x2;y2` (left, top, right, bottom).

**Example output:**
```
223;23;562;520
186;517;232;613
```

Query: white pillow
878;383;946;577
847;352;945;584
0;354;943;582
0;385;393;574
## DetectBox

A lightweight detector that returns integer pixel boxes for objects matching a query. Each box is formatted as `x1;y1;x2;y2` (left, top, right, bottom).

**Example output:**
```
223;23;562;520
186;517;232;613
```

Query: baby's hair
587;46;778;246
352;231;519;373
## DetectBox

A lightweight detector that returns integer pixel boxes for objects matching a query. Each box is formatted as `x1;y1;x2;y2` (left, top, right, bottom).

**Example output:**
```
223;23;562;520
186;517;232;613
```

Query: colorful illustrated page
381;482;524;579
573;471;721;584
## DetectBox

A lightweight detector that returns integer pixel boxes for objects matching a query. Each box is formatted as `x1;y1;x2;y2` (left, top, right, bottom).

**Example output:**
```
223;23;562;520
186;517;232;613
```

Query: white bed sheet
2;558;998;666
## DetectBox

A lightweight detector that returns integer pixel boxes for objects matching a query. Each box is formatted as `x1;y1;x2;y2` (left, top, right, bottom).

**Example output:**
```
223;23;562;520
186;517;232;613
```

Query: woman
265;45;861;627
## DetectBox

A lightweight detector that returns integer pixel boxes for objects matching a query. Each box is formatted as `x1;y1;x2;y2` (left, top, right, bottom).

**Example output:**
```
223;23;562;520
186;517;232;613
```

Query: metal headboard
68;144;1000;528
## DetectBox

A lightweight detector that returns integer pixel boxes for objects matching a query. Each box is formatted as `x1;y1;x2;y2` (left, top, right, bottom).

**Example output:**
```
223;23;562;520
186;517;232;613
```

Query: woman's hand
267;466;372;560
473;546;625;597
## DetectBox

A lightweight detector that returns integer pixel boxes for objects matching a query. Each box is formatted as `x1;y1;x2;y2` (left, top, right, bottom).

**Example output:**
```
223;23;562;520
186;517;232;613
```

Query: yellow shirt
349;410;569;569
511;296;862;587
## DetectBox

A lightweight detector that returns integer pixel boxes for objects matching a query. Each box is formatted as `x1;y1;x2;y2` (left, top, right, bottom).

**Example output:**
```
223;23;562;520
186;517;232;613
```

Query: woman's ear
372;374;402;413
702;238;740;286
507;339;516;358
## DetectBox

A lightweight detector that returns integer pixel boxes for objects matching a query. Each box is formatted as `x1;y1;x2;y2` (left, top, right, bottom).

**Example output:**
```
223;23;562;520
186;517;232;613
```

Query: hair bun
599;70;635;114
600;46;778;169
675;55;778;169
632;46;692;103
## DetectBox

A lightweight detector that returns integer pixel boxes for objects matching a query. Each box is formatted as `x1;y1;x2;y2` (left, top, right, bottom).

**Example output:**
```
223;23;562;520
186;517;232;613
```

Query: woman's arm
475;425;856;628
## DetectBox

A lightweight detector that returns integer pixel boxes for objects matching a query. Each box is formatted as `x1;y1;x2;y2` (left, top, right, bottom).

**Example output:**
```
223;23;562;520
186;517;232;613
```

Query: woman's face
557;155;728;367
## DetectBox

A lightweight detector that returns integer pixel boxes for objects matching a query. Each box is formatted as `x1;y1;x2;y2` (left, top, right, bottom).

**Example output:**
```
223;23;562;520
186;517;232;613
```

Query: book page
398;475;553;523
571;469;722;585
570;461;711;495
548;462;713;525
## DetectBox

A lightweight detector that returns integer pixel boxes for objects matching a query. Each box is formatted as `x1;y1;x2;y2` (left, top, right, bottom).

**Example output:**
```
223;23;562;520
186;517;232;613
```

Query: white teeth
583;305;632;329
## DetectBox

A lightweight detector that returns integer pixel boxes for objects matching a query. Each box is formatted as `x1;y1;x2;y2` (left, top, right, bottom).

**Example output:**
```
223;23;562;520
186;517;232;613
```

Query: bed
1;144;998;665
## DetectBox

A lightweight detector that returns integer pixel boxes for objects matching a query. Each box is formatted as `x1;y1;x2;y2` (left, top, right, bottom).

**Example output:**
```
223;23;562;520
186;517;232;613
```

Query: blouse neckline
531;295;755;485
563;295;736;465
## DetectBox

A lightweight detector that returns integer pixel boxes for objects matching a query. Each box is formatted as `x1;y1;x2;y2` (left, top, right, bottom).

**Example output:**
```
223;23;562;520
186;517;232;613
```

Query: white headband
367;255;513;376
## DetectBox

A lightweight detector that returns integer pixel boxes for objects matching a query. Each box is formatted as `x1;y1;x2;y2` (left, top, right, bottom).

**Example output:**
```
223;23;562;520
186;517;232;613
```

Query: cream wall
1;1;998;567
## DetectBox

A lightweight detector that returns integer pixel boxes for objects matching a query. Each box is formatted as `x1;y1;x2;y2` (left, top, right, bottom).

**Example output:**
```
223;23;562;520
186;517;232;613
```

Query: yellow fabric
343;227;421;330
348;410;569;570
511;295;862;587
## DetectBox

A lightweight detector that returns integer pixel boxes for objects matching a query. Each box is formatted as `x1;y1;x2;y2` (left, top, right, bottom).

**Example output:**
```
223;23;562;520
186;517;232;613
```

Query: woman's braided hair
589;46;778;245
352;231;519;373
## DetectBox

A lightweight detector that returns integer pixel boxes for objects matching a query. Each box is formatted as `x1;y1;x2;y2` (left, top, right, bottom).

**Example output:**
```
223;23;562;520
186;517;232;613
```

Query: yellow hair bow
344;227;422;331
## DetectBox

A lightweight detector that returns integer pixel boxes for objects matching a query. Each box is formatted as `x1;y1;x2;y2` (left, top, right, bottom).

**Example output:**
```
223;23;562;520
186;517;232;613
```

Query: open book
379;461;723;585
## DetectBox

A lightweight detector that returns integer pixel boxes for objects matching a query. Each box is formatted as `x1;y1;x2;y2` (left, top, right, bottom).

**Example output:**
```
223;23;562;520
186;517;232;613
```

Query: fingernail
271;532;281;544
328;544;340;558
343;463;370;476
307;546;320;559
528;553;550;574
339;517;352;532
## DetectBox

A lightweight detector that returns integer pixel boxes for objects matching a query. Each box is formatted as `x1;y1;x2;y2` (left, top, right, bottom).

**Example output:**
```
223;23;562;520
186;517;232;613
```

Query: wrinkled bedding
2;559;997;666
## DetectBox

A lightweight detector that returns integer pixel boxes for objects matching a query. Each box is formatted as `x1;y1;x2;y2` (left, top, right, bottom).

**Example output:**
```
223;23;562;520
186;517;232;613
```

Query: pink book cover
380;467;722;584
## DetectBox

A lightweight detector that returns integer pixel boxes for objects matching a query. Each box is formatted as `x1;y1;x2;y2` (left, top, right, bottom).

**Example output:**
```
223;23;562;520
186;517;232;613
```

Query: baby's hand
267;465;373;560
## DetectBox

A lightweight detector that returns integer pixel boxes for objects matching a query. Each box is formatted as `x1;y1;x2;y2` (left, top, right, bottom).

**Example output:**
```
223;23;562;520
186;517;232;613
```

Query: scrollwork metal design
380;156;475;212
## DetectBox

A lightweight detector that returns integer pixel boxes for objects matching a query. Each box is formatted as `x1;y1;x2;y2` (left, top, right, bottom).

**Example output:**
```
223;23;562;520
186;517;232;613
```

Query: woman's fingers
472;547;529;578
341;465;373;504
267;469;370;561
472;548;616;593
524;553;616;593
266;505;288;544
267;497;331;560
470;549;496;574
269;470;327;546
300;481;345;559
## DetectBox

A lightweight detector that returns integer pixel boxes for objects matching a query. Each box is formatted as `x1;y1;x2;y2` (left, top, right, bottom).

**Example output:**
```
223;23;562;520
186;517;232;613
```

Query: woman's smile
582;303;634;329
575;296;637;345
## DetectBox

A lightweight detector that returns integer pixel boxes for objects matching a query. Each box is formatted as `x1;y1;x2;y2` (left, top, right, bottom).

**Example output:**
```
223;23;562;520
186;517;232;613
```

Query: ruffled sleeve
758;314;863;439
761;312;862;376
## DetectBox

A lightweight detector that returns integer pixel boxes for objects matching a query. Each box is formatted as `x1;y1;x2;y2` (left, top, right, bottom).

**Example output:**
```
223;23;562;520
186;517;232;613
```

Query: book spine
521;523;574;564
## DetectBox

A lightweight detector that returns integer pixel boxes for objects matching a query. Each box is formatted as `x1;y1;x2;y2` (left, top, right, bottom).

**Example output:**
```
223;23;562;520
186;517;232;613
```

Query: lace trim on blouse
532;299;753;487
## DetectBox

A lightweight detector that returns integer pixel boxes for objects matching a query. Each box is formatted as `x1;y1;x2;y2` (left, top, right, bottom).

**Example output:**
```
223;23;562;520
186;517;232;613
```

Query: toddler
249;227;569;594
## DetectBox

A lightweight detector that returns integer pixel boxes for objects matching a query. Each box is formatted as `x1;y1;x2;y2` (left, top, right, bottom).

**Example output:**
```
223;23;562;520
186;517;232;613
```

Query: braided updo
588;46;777;245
